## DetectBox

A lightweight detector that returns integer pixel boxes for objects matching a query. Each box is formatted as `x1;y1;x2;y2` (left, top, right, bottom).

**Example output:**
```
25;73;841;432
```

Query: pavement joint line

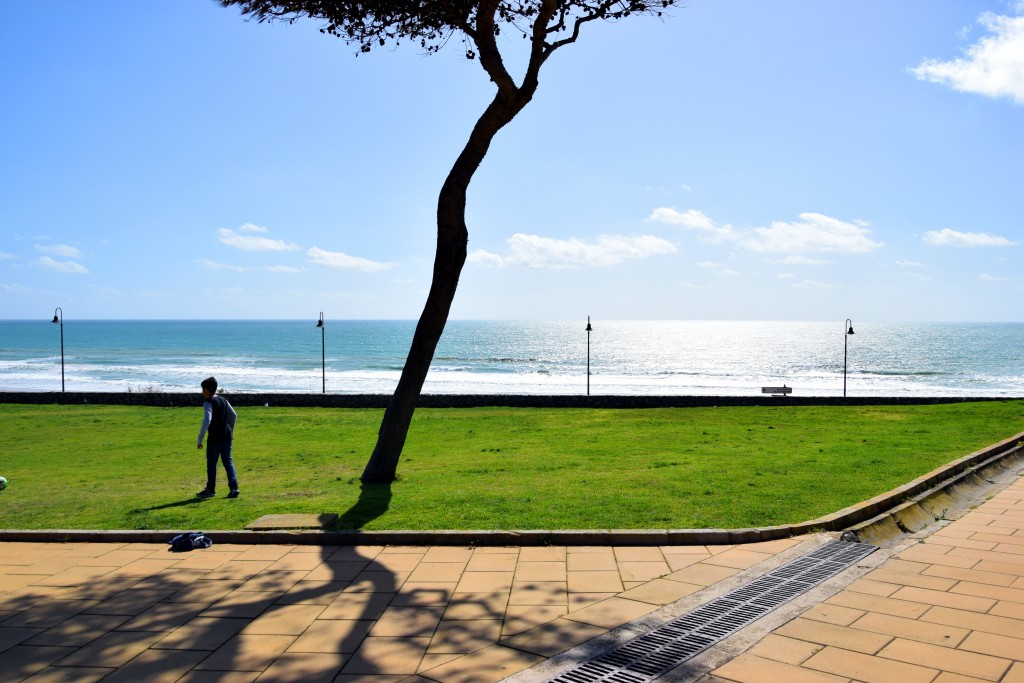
1;431;1021;547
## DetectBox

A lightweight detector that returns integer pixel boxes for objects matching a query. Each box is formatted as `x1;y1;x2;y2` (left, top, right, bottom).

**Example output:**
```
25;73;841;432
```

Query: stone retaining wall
0;392;1015;409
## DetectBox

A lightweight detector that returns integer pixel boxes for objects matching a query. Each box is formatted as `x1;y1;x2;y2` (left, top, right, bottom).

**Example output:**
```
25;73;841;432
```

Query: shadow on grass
139;497;209;512
336;482;392;530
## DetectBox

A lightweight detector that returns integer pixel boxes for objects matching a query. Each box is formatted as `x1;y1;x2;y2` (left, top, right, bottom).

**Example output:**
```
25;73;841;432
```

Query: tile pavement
0;473;1021;682
706;473;1024;683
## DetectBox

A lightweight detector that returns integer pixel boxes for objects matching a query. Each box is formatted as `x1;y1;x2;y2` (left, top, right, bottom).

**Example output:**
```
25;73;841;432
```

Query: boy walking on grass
196;376;240;498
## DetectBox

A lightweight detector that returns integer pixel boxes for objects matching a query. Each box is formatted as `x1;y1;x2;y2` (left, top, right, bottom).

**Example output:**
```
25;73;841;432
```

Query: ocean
1;320;1022;397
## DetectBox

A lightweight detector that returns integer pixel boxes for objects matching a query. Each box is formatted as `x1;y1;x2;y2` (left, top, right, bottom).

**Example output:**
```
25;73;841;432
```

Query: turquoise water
1;320;1022;396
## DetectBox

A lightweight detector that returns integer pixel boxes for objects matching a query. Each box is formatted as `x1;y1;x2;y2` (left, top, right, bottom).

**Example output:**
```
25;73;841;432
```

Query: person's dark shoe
227;490;240;499
196;489;215;499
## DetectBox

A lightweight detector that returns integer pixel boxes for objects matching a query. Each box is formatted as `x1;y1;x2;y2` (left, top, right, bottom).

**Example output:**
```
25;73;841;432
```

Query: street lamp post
843;318;855;397
316;312;325;394
585;316;593;396
51;307;64;392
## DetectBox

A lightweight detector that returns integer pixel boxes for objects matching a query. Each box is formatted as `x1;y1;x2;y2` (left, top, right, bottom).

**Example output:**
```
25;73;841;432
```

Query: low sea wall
0;392;1016;409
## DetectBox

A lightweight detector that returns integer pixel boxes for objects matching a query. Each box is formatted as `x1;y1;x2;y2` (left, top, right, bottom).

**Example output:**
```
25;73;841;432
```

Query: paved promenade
1;474;1022;682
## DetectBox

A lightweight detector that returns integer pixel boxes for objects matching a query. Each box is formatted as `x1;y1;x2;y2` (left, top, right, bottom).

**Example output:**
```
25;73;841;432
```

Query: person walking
196;376;240;498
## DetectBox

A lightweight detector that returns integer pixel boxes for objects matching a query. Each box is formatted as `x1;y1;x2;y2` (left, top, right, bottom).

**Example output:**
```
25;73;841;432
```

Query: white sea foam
2;320;1022;396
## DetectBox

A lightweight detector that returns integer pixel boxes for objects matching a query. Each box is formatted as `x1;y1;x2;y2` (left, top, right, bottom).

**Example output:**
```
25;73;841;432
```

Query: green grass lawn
0;401;1021;531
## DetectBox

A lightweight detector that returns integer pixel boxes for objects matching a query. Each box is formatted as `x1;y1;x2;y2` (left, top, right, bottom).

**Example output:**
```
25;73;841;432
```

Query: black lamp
316;312;325;394
843;319;855;397
51;307;64;392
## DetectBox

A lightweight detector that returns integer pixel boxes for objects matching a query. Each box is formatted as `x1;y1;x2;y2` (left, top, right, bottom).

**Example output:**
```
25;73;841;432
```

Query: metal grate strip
546;540;876;683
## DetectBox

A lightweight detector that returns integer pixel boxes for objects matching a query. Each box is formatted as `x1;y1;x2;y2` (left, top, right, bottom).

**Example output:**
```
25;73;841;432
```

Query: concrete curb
2;431;1022;547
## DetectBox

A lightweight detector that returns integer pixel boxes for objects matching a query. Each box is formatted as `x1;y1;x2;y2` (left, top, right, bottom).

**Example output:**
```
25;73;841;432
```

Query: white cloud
896;259;923;267
36;243;82;258
680;281;711;289
647;208;737;243
912;12;1024;105
218;226;299;251
777;272;795;280
923;228;1018;247
35;256;88;274
979;273;1011;282
791;279;833;289
652;209;882;255
0;252;16;260
696;260;739;276
197;259;250;272
469;233;677;269
265;265;304;273
307;246;397;272
743;213;883;254
773;255;829;265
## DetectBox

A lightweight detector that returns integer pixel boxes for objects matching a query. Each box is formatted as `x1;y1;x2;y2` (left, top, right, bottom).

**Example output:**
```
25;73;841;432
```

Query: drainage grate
547;539;876;683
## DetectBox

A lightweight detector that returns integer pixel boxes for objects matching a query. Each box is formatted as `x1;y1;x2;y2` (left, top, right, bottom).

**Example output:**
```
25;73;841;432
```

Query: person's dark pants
205;438;238;493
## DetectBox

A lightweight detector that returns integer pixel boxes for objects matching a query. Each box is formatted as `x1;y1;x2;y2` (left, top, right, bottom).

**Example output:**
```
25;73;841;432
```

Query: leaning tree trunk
360;95;527;484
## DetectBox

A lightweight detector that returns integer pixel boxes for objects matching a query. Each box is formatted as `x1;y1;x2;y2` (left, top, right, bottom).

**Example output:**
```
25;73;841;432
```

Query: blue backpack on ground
168;532;213;552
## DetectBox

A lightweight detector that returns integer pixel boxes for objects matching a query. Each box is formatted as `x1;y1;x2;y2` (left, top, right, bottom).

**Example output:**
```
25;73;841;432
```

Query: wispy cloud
35;256;88;274
923;228;1018;247
198;259;306;273
896;259;923;267
218;224;299;252
650;209;882;255
773;255;829;265
307;246;397;272
35;243;82;258
468;233;677;269
912;11;1024;105
697;261;740;276
0;252;16;260
979;273;1011;282
791;279;833;289
647;208;737;243
197;259;250;272
743;213;883;254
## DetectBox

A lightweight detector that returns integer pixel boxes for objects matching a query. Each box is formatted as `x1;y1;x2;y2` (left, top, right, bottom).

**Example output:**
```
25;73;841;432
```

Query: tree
220;0;676;483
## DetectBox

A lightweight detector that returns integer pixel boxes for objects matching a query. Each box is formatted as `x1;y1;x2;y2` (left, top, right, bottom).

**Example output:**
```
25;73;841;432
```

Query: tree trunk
360;95;525;484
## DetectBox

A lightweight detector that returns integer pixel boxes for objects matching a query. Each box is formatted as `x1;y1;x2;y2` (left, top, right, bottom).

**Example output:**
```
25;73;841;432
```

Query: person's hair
201;376;218;394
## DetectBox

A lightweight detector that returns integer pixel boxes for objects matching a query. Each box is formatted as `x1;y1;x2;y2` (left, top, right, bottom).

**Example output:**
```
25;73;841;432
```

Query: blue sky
2;1;1022;322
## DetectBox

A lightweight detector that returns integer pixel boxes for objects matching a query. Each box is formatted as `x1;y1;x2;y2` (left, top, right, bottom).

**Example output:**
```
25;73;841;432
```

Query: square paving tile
340;636;431;675
88;648;209;683
427;619;502;653
255;652;346;682
370;605;445;638
320;592;395;621
566;570;622;593
28;614;131;647
562;596;654;630
195;633;296;671
152;617;249;650
509;581;567;606
418;643;544;683
240;603;326;635
287;618;373;653
455;572;515;594
56;630;164;667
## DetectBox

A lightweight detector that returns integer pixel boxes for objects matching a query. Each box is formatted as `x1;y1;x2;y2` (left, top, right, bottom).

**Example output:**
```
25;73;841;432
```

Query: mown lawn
0;401;1021;531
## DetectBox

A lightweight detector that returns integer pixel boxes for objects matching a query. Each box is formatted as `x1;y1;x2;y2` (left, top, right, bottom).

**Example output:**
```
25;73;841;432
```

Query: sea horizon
2;319;1022;398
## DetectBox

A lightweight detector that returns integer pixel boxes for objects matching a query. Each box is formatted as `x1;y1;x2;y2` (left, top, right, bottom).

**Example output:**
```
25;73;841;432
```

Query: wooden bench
761;385;793;396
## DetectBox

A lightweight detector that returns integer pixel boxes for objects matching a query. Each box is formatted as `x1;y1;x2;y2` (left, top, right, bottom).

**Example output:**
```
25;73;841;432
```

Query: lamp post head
52;307;62;324
586;316;592;332
316;312;324;328
52;315;59;324
845;318;854;335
